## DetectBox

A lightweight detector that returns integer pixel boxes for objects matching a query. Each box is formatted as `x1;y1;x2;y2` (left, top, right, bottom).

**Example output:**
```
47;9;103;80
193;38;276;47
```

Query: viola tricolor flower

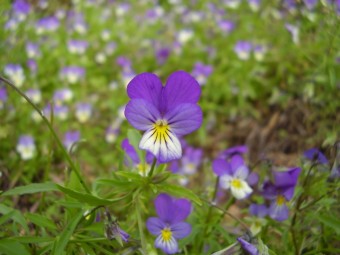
4;64;25;87
262;167;301;221
146;193;192;254
53;88;73;104
124;71;202;163
26;42;40;58
248;204;268;235
191;62;213;86
234;41;252;60
237;236;259;255
12;0;30;21
16;135;35;160
36;16;59;34
25;89;41;104
213;154;253;199
63;131;80;152
75;102;92;123
218;145;248;159
217;20;235;34
60;66;85;84
67;40;88;54
303;148;328;164
0;87;8;109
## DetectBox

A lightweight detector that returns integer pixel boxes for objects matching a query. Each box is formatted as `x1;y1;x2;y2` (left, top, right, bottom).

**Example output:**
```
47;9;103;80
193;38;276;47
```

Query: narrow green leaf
0;239;30;255
114;171;144;183
25;213;57;231
318;213;340;234
0;204;29;232
157;184;202;206
57;185;128;206
7;236;54;244
51;211;83;255
1;183;58;196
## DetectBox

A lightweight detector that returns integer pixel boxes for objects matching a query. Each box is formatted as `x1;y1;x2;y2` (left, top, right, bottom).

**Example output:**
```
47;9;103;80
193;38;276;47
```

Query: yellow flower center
153;120;170;142
231;179;243;189
137;162;150;176
161;228;172;242
276;195;286;206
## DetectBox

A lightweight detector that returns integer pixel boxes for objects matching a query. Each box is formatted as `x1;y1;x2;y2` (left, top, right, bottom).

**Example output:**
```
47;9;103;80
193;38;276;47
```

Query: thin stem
135;197;147;255
148;157;157;178
0;76;91;194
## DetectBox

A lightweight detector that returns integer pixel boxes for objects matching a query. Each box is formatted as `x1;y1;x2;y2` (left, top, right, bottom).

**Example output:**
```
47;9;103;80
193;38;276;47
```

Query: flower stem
135;197;147;255
148;157;157;178
0;76;91;194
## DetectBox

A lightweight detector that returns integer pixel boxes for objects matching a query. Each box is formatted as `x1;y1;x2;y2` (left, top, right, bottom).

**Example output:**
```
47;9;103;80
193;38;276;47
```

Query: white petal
230;179;253;200
220;175;232;189
139;127;182;162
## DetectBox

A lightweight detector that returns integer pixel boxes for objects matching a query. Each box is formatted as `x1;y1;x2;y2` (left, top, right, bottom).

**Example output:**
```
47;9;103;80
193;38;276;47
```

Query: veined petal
162;71;201;112
171;222;191;239
127;72;163;109
171;198;192;224
139;125;182;163
164;103;202;136
269;201;289;221
213;158;232;176
146;217;166;236
155;234;178;254
124;99;161;131
154;194;173;223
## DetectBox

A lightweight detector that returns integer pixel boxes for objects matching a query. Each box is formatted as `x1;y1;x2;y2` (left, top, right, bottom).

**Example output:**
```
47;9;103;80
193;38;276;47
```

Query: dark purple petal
212;158;232;176
171;222;191;239
165;103;202;136
218;145;248;159
162;71;201;113
249;204;268;218
121;139;140;165
273;167;301;188
281;186;295;201
170;198;192;224
261;181;278;200
304;148;328;164
269;201;289;221
155;194;173;222
146;217;165;236
127;73;163;109
124;99;161;131
237;237;259;255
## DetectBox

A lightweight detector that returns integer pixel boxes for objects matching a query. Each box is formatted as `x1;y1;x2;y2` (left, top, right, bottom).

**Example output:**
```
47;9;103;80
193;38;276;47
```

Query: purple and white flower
303;148;328;165
124;71;202;163
4;64;25;87
191;62;213;86
213;155;253;199
26;42;40;58
75;103;92;123
234;41;252;60
25;89;41;104
60;66;85;84
0;87;8;109
63;131;80;152
146;194;192;254
16;135;35;160
36;16;59;34
67;40;88;54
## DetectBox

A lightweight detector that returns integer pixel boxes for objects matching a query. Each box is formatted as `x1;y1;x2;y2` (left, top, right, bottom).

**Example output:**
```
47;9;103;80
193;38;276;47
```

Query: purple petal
121;139;140;165
247;172;259;186
269;202;289;221
170;198;192;224
230;155;245;174
127;73;163;109
165;103;202;136
146;217;165;236
124;99;161;131
171;222;191;239
261;181;278;199
273;167;301;188
155;194;173;222
237;237;259;255
162;71;201;113
218;145;248;159
281;186;295;201
304;148;328;164
249;204;268;218
213;159;232;176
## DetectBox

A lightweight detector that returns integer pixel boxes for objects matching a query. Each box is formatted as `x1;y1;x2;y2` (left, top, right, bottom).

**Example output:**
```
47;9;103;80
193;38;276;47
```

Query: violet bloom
121;139;154;176
60;66;85;84
75;102;92;123
217;20;235;34
105;220;130;244
156;47;171;65
213;155;253;199
0;87;8;109
12;0;30;21
16;135;35;160
234;41;252;60
191;62;213;86
303;0;318;10
171;146;203;175
4;64;25;87
253;45;267;61
237;237;259;255
218;145;248;159
53;88;73;104
63;131;80;152
262;167;301;221
105;125;120;143
36;16;59;34
249;204;268;235
124;71;202;163
27;59;37;74
248;0;261;11
26;42;40;58
67;40;88;54
25;89;41;104
116;56;132;71
43;104;68;120
146;194;192;254
303;148;328;164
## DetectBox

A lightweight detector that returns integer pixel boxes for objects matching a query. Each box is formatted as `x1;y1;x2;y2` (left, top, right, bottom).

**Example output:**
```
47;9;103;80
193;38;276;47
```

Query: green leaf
1;183;58;196
56;185;129;206
114;171;145;183
25;213;57;231
95;178;139;191
157;184;202;206
0;239;30;255
317;213;340;234
51;211;83;255
0;204;29;232
7;236;54;244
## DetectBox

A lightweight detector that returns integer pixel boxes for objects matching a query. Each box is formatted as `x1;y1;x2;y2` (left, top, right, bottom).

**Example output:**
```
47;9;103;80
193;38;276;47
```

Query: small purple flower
171;146;203;175
75;102;92;123
237;237;259;255
4;64;25;87
218;145;248;160
146;194;192;254
12;0;30;21
248;0;261;11
0;87;8;109
213;155;253;199
285;23;299;44
253;45;267;61
105;125;120;143
249;204;268;235
155;47;171;65
234;41;252;60
25;89;41;104
303;0;318;10
71;13;88;34
105;42;117;55
43;104;68;120
116;56;132;71
262;167;301;221
191;62;213;86
63;131;80;152
124;71;202;163
67;40;88;54
27;59;38;74
60;66;85;84
16;135;35;160
36;16;59;34
26;42;40;58
217;20;235;34
303;148;328;164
